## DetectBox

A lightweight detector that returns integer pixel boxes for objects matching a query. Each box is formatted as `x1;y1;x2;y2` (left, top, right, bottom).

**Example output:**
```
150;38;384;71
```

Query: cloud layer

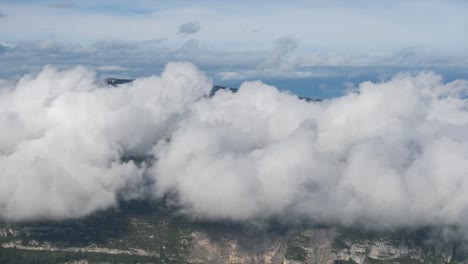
1;62;468;230
0;62;212;221
151;72;468;228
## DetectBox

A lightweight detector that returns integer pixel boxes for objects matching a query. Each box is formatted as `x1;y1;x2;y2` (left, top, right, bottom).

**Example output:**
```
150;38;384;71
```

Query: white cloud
2;62;468;232
218;71;240;80
0;62;212;221
149;69;468;230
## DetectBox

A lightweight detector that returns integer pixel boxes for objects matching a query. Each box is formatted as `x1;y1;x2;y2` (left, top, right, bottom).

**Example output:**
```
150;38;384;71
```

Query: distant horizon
2;0;468;96
4;63;468;99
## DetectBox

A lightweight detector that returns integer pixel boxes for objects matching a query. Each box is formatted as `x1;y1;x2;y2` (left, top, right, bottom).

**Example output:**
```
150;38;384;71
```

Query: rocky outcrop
187;227;464;264
188;230;287;264
0;227;19;238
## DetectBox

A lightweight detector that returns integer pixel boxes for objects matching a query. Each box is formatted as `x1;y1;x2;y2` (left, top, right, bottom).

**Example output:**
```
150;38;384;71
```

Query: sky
1;0;468;97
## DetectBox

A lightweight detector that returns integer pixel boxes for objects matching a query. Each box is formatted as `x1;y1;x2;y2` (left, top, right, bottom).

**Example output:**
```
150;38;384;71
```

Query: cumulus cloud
0;62;212;221
150;70;468;228
178;21;202;36
1;62;468;232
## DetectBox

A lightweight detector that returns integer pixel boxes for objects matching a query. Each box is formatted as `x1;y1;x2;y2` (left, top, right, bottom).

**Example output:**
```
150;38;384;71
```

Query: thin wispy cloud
1;1;468;53
45;2;78;9
178;21;202;36
96;65;127;72
258;36;299;71
2;39;468;87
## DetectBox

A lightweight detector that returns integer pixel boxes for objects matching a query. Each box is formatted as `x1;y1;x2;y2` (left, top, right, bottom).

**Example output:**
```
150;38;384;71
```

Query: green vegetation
0;201;193;263
0;247;158;264
284;232;310;261
334;260;357;264
365;256;447;264
0;201;466;264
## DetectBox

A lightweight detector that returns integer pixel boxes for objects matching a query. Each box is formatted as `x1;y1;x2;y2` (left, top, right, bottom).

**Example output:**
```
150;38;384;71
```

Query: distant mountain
105;78;322;102
105;78;134;86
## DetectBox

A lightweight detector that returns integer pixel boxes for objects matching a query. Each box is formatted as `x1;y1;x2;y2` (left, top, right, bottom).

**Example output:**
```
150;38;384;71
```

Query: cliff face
187;226;462;264
0;204;466;264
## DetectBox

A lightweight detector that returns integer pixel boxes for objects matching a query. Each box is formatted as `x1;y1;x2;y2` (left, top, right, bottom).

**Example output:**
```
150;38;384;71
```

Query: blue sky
1;0;468;97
